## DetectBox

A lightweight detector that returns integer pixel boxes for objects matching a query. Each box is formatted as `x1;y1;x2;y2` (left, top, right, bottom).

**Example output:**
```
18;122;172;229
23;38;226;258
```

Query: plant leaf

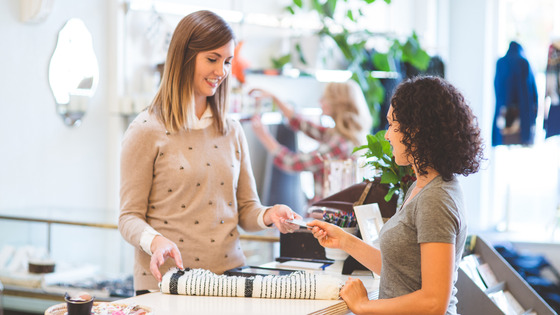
385;186;399;202
271;53;291;69
380;171;399;184
408;49;430;71
323;0;337;18
366;76;385;105
347;9;355;22
369;141;383;158
311;0;324;15
372;53;391;72
374;130;386;142
293;0;303;8
400;33;430;71
332;33;353;60
294;42;307;65
365;134;377;152
381;141;391;156
353;144;368;153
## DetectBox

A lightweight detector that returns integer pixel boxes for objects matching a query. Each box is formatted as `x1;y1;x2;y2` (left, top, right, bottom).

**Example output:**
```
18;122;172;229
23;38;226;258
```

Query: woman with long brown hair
118;10;301;294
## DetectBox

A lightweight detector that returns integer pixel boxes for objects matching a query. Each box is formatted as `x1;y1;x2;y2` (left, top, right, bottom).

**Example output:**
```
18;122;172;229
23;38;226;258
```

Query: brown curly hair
390;76;485;181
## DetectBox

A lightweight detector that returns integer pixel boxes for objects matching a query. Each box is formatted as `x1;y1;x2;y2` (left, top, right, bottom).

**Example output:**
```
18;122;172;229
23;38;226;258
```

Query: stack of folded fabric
160;268;342;300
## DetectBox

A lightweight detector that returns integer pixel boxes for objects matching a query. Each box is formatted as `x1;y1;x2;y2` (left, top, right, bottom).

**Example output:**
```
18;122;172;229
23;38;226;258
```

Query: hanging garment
492;41;538;146
545;43;560;139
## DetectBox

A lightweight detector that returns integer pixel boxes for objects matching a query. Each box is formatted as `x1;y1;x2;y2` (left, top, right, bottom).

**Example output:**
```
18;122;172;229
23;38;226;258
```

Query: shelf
230;111;282;125
0;208;117;229
3;284;118;302
230;108;322;125
246;68;400;81
456;236;556;315
0;208;279;243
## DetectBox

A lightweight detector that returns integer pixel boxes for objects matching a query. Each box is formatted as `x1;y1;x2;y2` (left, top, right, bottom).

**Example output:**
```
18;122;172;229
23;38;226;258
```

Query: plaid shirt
271;115;355;203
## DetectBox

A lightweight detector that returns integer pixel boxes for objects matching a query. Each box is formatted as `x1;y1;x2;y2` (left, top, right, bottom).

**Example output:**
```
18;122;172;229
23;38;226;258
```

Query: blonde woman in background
250;80;373;204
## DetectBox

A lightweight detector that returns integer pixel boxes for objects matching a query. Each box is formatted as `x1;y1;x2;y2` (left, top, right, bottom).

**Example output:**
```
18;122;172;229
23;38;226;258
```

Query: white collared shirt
192;105;214;130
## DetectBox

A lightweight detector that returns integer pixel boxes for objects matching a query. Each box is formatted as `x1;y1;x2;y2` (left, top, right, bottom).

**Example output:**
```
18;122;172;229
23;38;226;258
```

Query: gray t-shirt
378;176;467;315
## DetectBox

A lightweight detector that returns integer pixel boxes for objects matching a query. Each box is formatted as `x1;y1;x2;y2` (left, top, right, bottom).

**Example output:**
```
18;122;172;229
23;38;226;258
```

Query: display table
114;261;379;315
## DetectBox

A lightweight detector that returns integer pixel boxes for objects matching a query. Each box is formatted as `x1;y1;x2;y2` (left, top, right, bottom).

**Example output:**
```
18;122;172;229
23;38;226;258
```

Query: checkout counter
110;182;390;314
44;225;379;315
114;261;379;315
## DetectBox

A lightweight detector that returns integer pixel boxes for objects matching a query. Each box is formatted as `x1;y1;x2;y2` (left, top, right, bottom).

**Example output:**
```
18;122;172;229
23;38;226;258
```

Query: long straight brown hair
149;10;234;134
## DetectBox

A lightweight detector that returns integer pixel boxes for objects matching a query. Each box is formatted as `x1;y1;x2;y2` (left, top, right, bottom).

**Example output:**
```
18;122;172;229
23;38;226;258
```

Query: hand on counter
263;204;303;233
150;235;184;282
340;277;369;314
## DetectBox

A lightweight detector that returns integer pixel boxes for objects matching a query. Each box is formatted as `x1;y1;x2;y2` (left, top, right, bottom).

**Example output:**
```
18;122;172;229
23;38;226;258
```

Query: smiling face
385;105;410;166
192;40;235;106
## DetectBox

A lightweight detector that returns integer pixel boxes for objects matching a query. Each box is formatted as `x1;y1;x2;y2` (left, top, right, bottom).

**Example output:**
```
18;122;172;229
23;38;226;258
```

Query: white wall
0;0;129;274
0;0;123;211
444;0;498;232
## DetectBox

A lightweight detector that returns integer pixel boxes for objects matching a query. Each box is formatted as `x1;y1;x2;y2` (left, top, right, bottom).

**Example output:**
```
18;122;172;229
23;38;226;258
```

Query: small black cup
64;293;94;315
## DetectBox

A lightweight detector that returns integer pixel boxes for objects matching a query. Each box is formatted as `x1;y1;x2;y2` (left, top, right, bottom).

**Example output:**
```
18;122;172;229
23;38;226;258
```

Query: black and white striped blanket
160;268;343;300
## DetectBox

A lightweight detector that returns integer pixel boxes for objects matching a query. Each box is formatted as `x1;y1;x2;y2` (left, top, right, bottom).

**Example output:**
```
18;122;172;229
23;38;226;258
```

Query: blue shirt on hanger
492;41;538;146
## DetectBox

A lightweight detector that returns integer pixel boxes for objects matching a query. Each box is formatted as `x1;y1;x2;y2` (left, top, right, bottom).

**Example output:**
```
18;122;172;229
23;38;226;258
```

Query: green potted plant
353;130;416;202
286;0;430;129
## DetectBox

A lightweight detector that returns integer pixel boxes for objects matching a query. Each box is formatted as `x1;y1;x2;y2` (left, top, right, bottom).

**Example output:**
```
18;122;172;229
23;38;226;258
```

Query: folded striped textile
160;268;343;300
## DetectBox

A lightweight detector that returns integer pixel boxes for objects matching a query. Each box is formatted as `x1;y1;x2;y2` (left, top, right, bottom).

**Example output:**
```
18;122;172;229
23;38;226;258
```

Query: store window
491;0;560;240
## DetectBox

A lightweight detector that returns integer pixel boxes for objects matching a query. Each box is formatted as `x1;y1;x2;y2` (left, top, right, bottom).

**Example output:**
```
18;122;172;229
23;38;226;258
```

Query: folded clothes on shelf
43;271;134;298
0;244;134;297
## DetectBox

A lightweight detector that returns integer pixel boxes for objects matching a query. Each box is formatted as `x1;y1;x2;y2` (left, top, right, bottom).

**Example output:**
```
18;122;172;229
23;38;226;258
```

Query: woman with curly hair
309;76;484;314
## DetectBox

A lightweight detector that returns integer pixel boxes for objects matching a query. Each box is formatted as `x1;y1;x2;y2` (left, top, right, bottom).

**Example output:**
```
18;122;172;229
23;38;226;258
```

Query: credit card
287;218;310;228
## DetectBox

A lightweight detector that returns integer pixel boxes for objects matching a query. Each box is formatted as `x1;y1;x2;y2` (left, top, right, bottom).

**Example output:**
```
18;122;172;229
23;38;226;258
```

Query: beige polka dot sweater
119;110;267;291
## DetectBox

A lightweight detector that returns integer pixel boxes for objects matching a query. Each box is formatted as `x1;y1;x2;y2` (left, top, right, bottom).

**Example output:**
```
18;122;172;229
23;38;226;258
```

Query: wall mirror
49;18;99;127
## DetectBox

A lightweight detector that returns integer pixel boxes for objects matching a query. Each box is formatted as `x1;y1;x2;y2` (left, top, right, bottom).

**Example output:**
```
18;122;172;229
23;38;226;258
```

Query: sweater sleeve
288;115;330;142
271;136;349;173
232;121;268;232
118;114;160;250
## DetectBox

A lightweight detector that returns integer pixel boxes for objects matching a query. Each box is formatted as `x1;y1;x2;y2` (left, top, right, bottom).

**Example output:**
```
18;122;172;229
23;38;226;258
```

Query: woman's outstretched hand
264;204;303;233
249;88;294;119
307;219;350;250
